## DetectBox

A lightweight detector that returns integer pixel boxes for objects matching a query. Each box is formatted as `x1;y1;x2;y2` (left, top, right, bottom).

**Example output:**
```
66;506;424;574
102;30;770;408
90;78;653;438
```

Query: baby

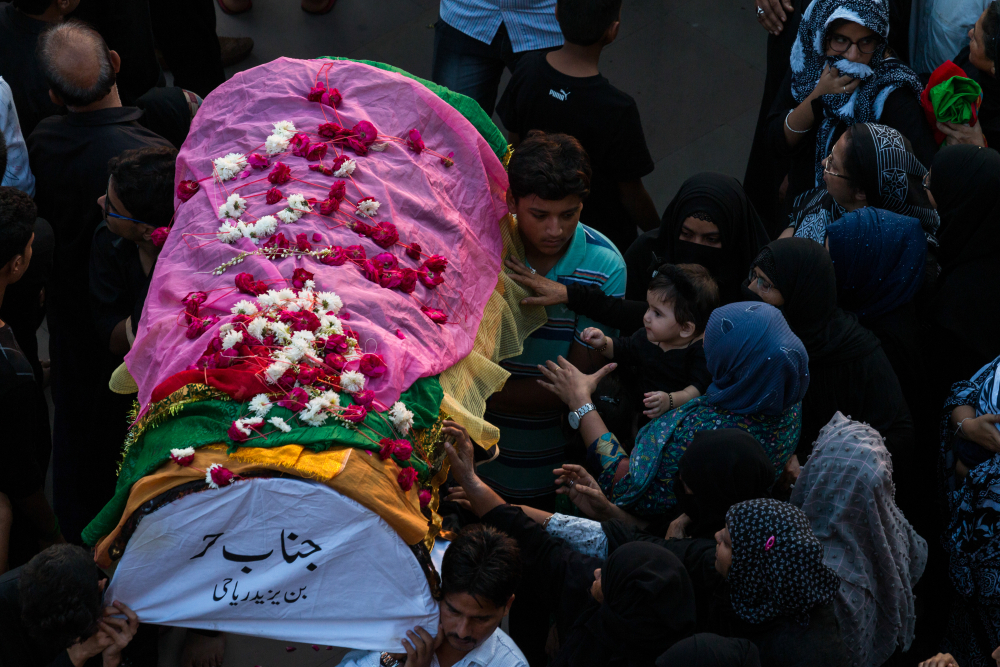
582;264;719;421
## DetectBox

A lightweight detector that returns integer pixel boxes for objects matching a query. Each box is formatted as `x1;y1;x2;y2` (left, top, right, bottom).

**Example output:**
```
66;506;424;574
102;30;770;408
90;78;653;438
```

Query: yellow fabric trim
437;213;548;447
228;445;352;481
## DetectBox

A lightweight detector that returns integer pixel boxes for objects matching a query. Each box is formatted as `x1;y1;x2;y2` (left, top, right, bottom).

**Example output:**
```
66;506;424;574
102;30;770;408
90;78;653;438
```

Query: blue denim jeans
431;18;523;117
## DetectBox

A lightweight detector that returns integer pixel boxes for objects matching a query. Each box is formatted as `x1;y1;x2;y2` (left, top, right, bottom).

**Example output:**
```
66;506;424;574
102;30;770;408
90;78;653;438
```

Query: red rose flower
227;422;251;443
312;233;322;243
362;259;382;284
277;387;309;411
378;438;412;461
318;122;346;138
419;270;444;289
268;162;291;184
372;222;399;249
346;137;368;156
182;291;208;322
341;404;367;422
423;255;448;272
379;270;402;289
324;351;347;370
292;267;314;288
297;366;322;386
319;198;341;215
418;489;432;507
290;133;311;157
170;449;196;466
208;463;236;487
406;129;425;153
322;88;342;108
345;245;366;261
263;232;291;250
353;120;378;146
276;370;298;391
177;179;200;202
358;354;385;381
265;187;283;205
295;233;312;252
306;143;328;161
397;467;418;492
321;245;347;266
151;226;169;248
373;252;398;270
421;306;448;324
307;82;326;102
235;272;268;295
441;151;455;167
398;268;418;294
309;164;334;176
329;181;347;201
248;153;270;169
331;155;351;173
353;389;375;406
352;219;374;237
378;439;395;460
405;243;421;260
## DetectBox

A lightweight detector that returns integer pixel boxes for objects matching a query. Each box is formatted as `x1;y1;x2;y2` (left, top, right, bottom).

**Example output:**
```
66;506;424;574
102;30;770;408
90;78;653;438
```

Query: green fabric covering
929;75;983;125
320;57;508;160
82;376;443;545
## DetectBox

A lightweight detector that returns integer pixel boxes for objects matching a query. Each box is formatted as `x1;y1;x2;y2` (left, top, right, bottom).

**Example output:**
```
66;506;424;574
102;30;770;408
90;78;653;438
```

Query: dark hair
647;263;720;334
0;187;37;267
985;2;1000;68
556;0;622;46
108;146;179;226
38;20;117;108
19;545;103;649
508;130;591;202
441;525;521;608
12;0;53;14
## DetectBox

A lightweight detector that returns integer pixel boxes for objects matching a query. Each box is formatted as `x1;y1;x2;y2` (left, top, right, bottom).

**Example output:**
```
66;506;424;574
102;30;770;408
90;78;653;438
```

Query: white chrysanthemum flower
277;209;299;224
236;221;253;240
213;152;247;182
218;222;242;243
221;329;243;350
219;323;235;334
276;288;296;303
357;198;380;217
344;348;362;363
171;446;195;459
316;291;343;314
304;279;315;289
265;134;290;155
269;416;292;432
287;193;309;210
231;300;258;316
340;370;365;393
218;193;247;219
291;330;315;345
247;317;268;340
249;394;273;416
281;344;305;363
265;359;291;384
283;301;302;313
268;321;292;343
389;401;414;435
257;290;280;307
320;390;341;408
233;416;263;436
319;314;343;335
272;120;296;139
333;158;356;177
299;397;330;426
253;215;278;238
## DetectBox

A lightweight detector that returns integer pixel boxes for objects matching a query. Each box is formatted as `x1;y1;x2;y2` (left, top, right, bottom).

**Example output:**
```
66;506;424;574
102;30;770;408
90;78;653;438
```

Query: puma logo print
548;88;571;101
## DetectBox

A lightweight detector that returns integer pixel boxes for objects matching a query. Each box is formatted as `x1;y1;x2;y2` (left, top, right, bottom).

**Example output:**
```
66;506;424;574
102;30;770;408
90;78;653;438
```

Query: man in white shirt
336;521;528;667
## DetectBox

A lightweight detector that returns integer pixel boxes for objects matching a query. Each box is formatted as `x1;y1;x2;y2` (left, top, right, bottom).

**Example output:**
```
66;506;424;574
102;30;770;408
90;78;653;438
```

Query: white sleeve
0;77;35;197
545;513;608;559
334;650;384;667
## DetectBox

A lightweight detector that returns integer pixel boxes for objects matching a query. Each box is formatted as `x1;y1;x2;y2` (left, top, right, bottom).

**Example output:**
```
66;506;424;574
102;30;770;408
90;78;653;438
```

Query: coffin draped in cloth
86;57;546;651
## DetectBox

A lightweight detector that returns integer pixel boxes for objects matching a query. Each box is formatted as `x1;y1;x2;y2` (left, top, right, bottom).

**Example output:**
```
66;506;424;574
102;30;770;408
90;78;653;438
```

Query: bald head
38;20;117;108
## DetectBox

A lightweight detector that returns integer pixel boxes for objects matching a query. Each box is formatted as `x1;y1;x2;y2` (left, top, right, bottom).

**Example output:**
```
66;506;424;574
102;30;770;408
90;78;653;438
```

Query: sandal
216;0;252;15
301;0;337;15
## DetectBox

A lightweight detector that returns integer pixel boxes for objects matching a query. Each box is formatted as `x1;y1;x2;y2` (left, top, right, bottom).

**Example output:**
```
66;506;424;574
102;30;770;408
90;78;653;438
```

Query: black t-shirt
497;52;655;253
90;222;153;349
611;330;712;396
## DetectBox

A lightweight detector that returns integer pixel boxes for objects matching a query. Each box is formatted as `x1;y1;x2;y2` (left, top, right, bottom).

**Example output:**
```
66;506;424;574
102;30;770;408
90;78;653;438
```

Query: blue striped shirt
440;0;564;53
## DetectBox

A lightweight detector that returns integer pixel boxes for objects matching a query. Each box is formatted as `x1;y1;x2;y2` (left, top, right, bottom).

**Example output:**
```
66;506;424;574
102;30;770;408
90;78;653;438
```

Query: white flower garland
213;153;248;182
218;193;248;219
388;401;414;435
333;159;356;177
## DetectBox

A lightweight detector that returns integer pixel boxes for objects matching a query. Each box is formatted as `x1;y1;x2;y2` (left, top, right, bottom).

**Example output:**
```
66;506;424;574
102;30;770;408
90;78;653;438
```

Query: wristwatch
568;402;596;429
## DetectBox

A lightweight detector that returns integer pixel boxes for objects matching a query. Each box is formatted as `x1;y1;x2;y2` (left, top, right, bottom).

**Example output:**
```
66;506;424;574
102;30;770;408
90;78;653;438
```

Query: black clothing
756;239;913;463
0;4;59;138
624;174;770;304
567;282;646;334
27;106;170;543
612;331;711;397
765;68;937;213
0;217;54;384
149;0;225;99
0;567;76;667
497;51;654;254
656;634;761;667
677;430;775;539
90;222;153;347
956;46;1000;150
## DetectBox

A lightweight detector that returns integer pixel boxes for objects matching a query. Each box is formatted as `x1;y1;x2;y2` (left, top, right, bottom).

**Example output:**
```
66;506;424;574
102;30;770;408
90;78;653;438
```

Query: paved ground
157;0;767;663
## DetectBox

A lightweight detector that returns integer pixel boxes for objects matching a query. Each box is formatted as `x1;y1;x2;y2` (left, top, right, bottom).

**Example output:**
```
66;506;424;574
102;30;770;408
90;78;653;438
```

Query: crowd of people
2;0;1000;665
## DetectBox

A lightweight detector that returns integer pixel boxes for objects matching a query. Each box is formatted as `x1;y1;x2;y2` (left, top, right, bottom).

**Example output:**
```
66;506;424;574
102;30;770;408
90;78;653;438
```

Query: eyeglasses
104;176;146;225
827;33;880;54
748;268;773;294
822;154;851;181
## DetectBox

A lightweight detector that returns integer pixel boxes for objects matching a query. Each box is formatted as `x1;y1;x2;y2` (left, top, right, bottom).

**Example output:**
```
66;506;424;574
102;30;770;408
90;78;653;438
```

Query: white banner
106;477;438;651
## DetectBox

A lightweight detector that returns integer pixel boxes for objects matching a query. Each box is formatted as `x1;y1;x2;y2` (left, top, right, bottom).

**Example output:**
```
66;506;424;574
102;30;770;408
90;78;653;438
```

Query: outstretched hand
537;356;617;409
554;464;616;521
442;420;476;487
504;256;569;307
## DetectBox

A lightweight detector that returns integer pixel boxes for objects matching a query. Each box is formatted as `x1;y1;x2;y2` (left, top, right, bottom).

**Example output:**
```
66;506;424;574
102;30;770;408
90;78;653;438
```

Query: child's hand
580;327;605;350
643;391;670;419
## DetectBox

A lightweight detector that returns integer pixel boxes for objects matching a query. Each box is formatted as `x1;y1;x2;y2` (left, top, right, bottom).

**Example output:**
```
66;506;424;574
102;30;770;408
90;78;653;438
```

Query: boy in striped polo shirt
480;130;624;510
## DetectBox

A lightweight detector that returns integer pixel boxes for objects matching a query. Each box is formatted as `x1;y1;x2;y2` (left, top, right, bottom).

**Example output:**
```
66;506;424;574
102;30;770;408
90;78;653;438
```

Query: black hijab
552;542;697;667
929;145;1000;276
676;430;775;539
656;634;762;667
624;173;770;303
753;238;879;364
